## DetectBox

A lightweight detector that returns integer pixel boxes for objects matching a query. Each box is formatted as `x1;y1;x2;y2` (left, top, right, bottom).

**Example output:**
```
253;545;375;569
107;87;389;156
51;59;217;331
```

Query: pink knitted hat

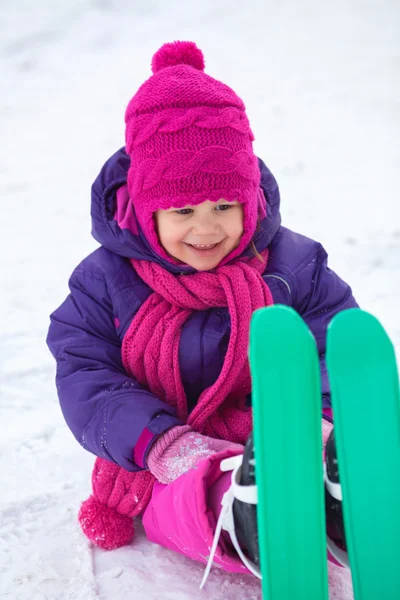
125;41;261;265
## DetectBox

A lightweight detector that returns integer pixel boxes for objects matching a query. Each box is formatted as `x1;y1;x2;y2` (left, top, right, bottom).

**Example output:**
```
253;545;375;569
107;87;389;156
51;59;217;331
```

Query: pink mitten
79;457;154;550
147;425;244;484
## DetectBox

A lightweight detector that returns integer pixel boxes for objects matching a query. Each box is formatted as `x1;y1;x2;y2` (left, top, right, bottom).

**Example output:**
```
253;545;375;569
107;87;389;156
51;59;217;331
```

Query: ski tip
250;304;309;334
328;307;376;328
249;305;317;357
327;308;396;365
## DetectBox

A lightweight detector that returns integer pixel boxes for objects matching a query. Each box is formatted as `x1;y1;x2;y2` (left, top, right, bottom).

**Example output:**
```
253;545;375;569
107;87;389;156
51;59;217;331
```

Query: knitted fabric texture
78;455;153;550
124;254;273;434
125;41;260;265
147;425;244;485
79;253;273;549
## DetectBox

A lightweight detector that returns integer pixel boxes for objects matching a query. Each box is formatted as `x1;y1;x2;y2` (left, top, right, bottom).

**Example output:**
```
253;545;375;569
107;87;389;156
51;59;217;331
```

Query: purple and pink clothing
47;147;356;570
142;421;334;574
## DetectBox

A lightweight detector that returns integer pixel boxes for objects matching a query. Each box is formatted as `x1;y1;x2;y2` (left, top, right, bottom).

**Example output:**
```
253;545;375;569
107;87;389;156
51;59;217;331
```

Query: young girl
47;41;356;583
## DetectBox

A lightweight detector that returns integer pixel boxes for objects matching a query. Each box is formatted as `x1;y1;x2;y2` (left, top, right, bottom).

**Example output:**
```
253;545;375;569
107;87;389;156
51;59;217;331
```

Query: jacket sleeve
291;244;359;412
46;265;181;471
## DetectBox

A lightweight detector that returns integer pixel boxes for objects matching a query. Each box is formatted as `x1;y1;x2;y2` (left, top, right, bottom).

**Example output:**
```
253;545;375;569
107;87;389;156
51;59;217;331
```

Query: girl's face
155;199;244;271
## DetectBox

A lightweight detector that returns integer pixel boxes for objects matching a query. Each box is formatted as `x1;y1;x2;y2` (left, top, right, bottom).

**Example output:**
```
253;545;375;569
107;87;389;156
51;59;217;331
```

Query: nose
191;212;219;236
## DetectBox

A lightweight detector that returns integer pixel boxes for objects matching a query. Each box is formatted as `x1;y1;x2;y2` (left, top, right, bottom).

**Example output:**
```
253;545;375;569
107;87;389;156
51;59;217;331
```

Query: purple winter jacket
46;148;358;472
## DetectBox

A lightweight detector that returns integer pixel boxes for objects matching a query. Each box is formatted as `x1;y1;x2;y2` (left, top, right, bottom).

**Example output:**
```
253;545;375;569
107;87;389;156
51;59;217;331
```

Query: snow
1;0;398;598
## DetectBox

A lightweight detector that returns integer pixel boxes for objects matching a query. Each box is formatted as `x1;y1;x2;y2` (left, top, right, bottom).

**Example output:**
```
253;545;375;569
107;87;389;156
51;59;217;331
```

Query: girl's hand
147;425;244;484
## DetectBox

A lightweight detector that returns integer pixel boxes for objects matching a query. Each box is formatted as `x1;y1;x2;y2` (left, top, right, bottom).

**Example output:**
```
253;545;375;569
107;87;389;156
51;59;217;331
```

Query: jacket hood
91;147;281;274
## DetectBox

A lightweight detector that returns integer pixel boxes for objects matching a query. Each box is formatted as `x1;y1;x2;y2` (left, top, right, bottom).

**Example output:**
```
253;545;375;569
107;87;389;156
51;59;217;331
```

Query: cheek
155;215;169;247
156;217;185;248
230;208;244;238
164;232;182;248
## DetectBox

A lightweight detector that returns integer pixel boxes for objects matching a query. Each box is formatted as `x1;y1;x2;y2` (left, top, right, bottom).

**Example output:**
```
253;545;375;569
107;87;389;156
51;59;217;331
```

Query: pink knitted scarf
123;254;273;442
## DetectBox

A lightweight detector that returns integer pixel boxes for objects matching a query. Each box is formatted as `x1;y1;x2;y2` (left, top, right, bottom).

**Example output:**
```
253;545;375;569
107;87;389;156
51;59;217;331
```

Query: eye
175;208;193;215
215;204;233;212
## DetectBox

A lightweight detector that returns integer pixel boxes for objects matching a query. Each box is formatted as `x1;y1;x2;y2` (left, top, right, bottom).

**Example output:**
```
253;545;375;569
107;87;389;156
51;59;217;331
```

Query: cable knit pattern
126;106;253;148
124;41;260;266
136;148;258;193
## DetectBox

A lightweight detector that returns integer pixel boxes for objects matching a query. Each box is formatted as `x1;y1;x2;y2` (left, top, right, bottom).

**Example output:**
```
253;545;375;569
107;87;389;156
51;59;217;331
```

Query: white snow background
0;1;398;598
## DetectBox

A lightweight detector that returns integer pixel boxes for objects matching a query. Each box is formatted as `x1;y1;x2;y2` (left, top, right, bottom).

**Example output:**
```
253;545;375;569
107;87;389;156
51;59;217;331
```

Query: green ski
249;305;329;600
327;309;400;600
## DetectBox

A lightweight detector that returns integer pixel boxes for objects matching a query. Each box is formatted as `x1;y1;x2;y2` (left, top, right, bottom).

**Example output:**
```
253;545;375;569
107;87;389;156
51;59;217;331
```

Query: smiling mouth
184;240;223;255
190;243;218;249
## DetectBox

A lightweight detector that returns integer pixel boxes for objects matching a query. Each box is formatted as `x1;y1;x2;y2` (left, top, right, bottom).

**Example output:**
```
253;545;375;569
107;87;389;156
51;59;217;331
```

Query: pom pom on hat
151;41;205;73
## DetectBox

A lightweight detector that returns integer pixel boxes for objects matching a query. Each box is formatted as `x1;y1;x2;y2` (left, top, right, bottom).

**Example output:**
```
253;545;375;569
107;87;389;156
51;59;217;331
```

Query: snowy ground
1;1;398;598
